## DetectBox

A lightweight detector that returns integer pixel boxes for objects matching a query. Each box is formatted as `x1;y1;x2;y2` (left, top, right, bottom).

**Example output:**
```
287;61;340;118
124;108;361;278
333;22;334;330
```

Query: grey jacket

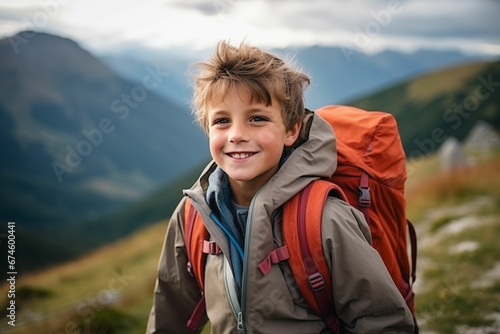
146;112;414;334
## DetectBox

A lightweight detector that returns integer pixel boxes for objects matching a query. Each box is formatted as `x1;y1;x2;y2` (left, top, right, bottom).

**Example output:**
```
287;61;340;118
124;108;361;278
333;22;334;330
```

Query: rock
463;120;500;149
439;137;470;170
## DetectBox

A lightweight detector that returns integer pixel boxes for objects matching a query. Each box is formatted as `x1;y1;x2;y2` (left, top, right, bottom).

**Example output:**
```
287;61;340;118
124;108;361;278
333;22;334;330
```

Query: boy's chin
226;174;255;183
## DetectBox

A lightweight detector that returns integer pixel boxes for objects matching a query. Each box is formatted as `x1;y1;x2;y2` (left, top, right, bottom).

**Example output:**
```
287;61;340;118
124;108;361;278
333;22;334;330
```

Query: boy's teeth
232;153;251;159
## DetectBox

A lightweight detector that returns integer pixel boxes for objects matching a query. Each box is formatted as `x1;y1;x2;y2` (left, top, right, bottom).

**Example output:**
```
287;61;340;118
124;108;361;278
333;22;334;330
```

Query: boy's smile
207;86;300;205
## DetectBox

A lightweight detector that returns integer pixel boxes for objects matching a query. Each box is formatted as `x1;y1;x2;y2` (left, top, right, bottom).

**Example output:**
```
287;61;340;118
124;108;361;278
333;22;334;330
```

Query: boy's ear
284;120;302;147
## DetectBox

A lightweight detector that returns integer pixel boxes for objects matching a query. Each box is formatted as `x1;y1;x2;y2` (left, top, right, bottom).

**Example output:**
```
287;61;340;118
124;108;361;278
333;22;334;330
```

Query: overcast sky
0;0;499;56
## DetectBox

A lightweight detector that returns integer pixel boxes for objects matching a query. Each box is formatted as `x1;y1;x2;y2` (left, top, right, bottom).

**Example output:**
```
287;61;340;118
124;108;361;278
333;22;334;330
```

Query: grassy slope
407;149;500;333
7;161;208;275
1;151;499;333
0;222;167;333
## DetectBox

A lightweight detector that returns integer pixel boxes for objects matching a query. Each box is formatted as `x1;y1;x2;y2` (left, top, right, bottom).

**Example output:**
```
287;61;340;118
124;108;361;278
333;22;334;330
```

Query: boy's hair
192;40;311;133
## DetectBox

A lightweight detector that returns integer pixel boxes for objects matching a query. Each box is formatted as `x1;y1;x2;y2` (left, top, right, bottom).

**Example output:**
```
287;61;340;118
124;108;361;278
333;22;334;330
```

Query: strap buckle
202;240;222;255
187;262;194;277
308;272;326;292
358;186;371;207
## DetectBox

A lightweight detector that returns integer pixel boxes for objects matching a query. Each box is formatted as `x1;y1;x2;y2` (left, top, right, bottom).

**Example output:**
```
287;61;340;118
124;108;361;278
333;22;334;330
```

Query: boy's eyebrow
245;105;276;113
210;106;271;116
209;108;229;115
246;107;267;113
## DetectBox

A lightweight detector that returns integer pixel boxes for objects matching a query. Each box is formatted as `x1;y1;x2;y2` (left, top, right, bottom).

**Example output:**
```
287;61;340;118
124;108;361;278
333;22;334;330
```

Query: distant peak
5;30;82;50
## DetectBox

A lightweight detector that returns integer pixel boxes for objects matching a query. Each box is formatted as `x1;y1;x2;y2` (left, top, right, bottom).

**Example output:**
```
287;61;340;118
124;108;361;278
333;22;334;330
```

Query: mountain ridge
0;31;209;271
102;43;495;111
0;31;209;227
349;59;500;157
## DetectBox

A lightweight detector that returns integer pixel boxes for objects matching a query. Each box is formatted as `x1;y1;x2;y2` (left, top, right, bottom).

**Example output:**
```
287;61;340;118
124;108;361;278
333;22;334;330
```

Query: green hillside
349;60;500;157
8;161;207;273
70;161;208;247
0;221;167;334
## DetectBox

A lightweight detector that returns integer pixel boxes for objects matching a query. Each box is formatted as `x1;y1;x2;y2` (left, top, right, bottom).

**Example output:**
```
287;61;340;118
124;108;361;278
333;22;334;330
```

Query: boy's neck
229;179;261;207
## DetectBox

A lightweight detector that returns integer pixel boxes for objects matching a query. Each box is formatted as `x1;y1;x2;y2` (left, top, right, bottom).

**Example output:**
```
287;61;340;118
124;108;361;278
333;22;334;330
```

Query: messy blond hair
192;40;310;133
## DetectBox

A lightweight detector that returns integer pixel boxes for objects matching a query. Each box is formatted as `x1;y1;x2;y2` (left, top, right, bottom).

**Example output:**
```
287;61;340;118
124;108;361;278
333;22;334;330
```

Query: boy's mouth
226;152;256;159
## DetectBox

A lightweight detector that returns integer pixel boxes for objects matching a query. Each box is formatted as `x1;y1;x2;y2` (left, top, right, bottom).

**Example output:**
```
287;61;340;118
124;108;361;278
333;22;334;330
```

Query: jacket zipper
189;195;245;331
223;257;244;333
211;211;246;333
240;189;261;333
237;312;244;332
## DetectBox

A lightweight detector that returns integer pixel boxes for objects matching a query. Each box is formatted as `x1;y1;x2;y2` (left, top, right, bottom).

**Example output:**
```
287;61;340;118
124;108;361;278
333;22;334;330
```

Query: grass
405;148;500;222
416;221;500;333
0;221;168;334
0;218;212;334
407;150;500;333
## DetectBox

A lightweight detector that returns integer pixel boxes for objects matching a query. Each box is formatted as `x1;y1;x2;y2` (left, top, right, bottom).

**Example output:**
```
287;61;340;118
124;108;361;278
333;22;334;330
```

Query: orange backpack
183;105;418;332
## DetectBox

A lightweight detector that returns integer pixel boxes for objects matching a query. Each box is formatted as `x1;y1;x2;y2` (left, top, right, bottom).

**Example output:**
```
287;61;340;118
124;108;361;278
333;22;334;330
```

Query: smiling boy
207;86;301;206
146;41;414;333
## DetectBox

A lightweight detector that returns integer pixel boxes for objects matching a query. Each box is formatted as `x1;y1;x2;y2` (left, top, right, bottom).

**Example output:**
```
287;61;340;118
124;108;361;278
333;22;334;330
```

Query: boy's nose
228;122;249;143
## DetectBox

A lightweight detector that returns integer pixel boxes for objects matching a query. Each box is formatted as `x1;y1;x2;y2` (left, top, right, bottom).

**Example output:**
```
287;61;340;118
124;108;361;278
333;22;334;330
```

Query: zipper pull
237;311;244;333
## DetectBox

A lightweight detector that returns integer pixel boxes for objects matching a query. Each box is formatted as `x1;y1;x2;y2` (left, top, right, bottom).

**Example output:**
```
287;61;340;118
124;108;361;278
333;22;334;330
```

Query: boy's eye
213;118;230;125
250;116;268;122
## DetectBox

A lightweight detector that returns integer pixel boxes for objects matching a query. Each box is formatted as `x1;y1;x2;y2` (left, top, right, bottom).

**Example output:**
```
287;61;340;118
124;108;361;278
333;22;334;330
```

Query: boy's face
207;86;300;203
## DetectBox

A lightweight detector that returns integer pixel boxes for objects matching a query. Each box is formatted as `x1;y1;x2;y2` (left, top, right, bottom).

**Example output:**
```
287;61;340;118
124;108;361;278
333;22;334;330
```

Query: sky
0;0;499;56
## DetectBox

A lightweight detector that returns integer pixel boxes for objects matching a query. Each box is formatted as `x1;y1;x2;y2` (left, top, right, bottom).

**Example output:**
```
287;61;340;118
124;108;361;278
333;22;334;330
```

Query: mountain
0;31;209;228
101;54;198;111
348;59;500;157
0;31;212;272
292;46;494;109
102;45;494;111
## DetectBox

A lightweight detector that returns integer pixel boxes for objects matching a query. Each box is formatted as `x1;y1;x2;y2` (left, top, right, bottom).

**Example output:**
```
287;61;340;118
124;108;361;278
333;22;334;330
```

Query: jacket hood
257;110;337;215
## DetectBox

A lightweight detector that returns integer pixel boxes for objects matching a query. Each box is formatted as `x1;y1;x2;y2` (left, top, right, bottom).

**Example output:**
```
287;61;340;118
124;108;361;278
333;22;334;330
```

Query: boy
146;41;414;333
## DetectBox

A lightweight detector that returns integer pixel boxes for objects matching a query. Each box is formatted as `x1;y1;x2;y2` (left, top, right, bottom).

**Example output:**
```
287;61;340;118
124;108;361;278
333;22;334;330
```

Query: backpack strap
258;245;290;275
406;220;418;315
282;180;347;333
358;170;371;224
408;220;417;286
183;199;211;330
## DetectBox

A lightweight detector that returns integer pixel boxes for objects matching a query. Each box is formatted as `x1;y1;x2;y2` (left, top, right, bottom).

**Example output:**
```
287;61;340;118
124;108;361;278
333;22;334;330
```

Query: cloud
0;0;498;55
169;0;226;16
381;1;500;40
0;6;37;21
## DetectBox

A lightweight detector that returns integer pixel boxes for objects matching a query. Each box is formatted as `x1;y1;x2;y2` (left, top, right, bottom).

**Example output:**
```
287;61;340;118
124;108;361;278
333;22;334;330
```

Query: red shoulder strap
283;180;346;333
183;199;210;330
184;199;209;289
